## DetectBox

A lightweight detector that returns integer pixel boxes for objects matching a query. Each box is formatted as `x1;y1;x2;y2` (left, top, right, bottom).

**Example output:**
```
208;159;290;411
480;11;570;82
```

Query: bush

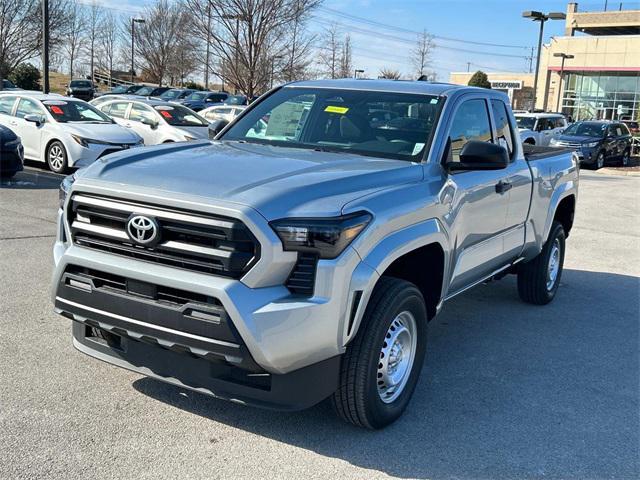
9;63;41;90
468;71;491;89
183;81;205;90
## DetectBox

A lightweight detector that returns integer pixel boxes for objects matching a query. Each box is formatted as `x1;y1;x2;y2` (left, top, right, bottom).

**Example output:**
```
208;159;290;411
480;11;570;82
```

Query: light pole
130;18;145;84
354;69;364;79
522;10;566;111
42;0;50;93
553;52;574;112
270;55;283;89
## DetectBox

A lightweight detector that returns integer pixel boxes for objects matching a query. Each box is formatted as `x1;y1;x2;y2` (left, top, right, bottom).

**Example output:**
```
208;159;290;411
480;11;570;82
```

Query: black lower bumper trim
72;321;341;411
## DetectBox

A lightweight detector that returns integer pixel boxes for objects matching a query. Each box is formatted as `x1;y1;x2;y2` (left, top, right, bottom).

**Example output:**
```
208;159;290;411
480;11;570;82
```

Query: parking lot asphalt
1;167;638;480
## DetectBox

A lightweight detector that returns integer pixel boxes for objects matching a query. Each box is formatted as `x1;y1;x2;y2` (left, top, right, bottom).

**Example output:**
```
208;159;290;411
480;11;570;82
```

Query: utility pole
466;62;471;72
204;1;211;89
42;0;50;94
528;46;535;73
130;18;145;84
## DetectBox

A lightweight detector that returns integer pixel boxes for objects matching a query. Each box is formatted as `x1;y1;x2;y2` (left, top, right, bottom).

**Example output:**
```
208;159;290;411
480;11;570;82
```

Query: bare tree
133;0;189;86
0;0;71;88
411;29;435;79
317;23;342;79
85;1;103;84
97;12;119;86
338;34;352;78
185;0;321;97
379;68;401;80
281;0;316;82
64;4;87;79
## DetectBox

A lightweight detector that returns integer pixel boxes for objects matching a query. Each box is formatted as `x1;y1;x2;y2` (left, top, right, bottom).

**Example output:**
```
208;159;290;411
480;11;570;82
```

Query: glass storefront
561;71;639;121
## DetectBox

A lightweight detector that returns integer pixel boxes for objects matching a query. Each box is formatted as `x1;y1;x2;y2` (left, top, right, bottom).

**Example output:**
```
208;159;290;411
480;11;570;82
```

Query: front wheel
594;151;605;170
47;141;69;174
332;277;427;429
517;221;566;305
621;149;630;167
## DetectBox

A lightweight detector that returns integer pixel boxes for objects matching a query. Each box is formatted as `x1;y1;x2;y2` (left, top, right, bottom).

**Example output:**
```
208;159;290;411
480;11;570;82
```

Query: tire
594;151;605;170
332;276;428;429
517;221;566;305
621;149;630;167
47;141;69;174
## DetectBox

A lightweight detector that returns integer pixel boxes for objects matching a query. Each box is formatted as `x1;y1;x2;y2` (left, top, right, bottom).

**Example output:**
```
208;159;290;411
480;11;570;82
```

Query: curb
597;168;640;177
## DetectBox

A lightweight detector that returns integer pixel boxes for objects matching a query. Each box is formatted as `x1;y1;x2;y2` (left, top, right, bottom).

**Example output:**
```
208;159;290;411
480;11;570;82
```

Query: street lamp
354;69;364;79
522;10;566;111
130;18;145;84
271;55;283;89
553;52;574;112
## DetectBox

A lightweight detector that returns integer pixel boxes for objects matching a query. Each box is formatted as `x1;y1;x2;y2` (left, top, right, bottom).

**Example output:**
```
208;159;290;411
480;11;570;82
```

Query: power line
313;16;530;59
318;5;530;50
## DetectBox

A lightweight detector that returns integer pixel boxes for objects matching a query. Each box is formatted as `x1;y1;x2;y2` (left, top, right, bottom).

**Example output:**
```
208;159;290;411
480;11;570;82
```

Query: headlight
584;141;600;148
59;173;77;209
549;138;558;145
271;212;372;259
71;134;111;148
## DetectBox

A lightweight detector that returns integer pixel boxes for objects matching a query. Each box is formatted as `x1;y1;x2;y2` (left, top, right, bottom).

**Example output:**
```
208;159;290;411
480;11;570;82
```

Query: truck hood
555;134;602;144
78;140;422;219
175;126;209;139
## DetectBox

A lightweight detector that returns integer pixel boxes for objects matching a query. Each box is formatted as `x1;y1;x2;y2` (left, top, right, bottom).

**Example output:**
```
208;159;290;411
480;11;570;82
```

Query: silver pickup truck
52;79;578;429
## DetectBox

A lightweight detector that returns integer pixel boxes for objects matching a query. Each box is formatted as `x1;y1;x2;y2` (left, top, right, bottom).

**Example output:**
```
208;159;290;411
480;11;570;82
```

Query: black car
179;91;229;111
223;94;248;105
132;86;171;98
159;88;196;102
1;79;19;91
551;121;633;169
66;79;95;101
0;125;24;179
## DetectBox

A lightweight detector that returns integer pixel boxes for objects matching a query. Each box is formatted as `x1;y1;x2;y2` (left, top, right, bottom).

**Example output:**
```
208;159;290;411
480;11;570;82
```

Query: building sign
491;80;523;90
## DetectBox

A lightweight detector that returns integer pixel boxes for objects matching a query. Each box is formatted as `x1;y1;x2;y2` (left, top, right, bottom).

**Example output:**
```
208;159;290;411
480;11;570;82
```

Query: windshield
563;122;607;138
70;80;91;88
160;89;181;100
224;95;246;105
222;87;443;161
2;79;16;88
515;116;536;130
154;105;207;127
43;100;112;123
134;86;154;96
110;86;127;94
187;92;208;101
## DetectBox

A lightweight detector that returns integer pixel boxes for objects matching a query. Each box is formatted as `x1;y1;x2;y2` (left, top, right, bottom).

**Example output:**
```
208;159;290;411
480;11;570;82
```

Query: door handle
495;180;512;194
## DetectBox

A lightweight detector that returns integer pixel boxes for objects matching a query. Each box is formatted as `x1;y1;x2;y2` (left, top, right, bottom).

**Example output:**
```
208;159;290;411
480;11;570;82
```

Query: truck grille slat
285;253;318;296
69;194;259;279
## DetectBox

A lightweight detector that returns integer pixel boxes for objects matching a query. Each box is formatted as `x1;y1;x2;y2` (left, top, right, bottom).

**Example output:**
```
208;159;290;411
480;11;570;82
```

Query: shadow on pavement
133;268;639;479
0;169;62;190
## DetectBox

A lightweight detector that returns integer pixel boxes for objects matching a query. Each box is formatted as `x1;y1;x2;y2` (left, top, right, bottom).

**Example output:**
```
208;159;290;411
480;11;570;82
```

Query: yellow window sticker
324;106;349;114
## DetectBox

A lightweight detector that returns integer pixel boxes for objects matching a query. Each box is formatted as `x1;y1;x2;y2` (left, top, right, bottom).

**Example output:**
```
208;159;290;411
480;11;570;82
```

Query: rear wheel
517;221;566;305
47;141;69;174
332;277;428;429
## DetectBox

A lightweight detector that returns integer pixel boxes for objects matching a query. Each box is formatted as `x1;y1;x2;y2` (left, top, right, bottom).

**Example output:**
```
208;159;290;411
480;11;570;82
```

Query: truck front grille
285;252;318;296
68;194;259;279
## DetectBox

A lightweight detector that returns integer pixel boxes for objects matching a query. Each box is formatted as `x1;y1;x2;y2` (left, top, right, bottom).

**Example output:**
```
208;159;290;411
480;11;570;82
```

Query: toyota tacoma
52;79;578;429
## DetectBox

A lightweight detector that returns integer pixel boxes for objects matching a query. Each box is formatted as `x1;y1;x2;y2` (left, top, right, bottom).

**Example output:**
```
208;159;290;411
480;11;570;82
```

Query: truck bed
523;143;573;161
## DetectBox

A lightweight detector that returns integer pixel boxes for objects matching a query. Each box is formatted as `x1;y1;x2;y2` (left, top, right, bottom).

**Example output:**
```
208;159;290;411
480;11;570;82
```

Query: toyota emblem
126;215;159;245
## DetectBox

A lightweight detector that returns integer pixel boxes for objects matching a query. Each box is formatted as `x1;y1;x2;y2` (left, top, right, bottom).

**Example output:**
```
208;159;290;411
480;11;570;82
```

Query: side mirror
446;141;509;172
24;114;45;126
141;117;158;129
208;119;229;139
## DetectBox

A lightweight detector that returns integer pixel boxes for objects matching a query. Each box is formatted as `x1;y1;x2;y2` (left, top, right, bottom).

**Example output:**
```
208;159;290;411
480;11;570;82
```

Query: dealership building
450;2;640;121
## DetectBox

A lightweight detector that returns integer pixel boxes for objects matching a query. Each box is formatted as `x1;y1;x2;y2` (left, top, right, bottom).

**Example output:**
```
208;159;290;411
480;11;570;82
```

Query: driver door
443;97;513;294
12;97;45;160
128;103;160;145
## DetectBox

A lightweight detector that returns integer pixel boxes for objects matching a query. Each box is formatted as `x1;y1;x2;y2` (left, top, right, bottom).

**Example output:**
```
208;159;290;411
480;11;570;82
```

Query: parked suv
515;113;568;146
94;97;209;144
66;79;96;101
550;120;632;169
179;91;229;111
0;92;142;173
53;79;578;429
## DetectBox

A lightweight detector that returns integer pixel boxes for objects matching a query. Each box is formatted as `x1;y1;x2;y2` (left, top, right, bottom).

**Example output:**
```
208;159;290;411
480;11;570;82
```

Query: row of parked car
514;111;635;169
0;88;249;176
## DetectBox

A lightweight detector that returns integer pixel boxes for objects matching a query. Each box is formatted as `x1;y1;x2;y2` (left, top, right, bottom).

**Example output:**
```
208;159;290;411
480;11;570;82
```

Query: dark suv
66;79;96;101
550;121;633;169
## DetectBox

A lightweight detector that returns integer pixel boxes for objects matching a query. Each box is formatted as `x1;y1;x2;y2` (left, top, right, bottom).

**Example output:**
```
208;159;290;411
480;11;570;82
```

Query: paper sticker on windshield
159;110;173;119
50;106;64;115
412;143;425;155
325;106;349;114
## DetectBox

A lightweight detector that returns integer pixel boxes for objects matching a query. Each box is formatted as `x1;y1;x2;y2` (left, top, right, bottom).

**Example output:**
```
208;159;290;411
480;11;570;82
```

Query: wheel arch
553;194;576;238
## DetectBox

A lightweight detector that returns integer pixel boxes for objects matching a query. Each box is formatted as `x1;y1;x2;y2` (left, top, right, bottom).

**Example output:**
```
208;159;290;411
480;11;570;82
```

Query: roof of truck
285;78;468;96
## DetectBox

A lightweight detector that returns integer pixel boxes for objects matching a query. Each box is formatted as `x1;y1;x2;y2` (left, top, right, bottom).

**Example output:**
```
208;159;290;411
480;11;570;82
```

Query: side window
619;124;630;136
448;99;492;162
614;125;624;137
490;100;514;158
555;118;566;129
15;98;45;119
129;104;156;123
0;96;17;115
108;102;129;119
537;118;551;131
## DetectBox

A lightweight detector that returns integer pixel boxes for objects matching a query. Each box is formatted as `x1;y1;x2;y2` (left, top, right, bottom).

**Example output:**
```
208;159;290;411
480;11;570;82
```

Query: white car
91;97;209;145
199;104;246;123
515;113;568;146
0;92;143;173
